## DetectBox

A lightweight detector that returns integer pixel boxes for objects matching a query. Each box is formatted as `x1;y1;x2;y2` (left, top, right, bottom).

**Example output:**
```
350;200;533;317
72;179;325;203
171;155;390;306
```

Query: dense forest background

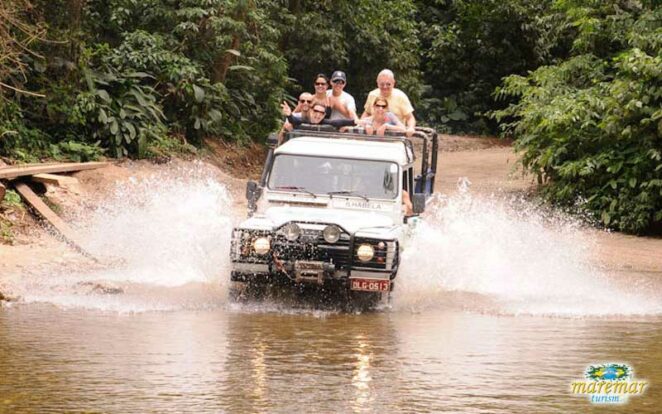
0;0;660;233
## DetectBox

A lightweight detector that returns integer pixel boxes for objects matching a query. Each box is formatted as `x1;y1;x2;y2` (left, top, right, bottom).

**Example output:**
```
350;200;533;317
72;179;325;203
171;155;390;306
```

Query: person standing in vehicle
360;97;406;136
291;92;314;122
326;70;359;123
282;101;355;129
362;69;416;137
312;73;333;118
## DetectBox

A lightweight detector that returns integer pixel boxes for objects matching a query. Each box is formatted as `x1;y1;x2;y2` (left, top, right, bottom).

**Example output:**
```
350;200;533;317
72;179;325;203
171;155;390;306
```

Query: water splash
11;162;236;312
6;166;660;316
394;191;662;317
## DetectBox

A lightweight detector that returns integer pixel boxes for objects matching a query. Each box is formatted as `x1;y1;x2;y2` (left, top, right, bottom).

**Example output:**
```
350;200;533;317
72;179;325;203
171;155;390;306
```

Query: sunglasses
315;82;327;86
332;80;345;85
312;109;326;115
299;99;312;103
375;104;387;109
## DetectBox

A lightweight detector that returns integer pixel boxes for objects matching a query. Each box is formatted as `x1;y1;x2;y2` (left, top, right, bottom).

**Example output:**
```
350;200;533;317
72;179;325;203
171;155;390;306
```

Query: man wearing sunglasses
361;69;416;137
278;92;314;142
292;92;314;122
326;71;359;123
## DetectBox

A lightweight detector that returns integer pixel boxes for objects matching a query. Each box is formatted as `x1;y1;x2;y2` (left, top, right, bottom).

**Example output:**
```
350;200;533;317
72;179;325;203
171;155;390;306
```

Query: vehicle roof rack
285;128;415;163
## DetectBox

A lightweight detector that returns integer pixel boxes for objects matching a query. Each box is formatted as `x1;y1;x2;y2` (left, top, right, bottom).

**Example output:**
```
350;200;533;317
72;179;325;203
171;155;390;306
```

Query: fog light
282;223;301;241
357;244;374;262
253;237;270;255
323;225;341;243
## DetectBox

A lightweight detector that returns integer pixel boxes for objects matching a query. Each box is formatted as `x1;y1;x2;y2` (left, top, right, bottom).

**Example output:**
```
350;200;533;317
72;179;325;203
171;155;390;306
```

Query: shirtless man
361;69;416;137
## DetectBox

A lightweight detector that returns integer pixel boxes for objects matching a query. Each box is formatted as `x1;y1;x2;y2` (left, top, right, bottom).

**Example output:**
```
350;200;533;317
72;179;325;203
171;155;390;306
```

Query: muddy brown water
1;301;660;414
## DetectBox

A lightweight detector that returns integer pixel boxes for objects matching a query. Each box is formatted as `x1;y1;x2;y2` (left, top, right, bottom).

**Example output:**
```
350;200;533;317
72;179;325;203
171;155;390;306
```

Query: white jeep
230;126;438;305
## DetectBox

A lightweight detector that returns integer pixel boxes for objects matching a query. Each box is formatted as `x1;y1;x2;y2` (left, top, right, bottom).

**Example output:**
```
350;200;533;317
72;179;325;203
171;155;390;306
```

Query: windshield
267;154;399;199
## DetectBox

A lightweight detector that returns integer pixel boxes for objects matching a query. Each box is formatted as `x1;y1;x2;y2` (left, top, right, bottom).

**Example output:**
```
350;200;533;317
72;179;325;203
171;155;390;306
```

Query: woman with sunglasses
312;74;333;118
360;97;406;136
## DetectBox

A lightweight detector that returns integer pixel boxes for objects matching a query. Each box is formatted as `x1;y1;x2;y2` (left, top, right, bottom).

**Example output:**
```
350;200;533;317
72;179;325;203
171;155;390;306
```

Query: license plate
350;278;390;292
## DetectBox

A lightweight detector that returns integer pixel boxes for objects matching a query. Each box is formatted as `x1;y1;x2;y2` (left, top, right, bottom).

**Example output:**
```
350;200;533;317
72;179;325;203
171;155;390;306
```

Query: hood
262;205;394;233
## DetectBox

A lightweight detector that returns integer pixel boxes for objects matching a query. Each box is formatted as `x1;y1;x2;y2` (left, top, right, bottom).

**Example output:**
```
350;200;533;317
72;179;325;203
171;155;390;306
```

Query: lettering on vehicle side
338;200;386;210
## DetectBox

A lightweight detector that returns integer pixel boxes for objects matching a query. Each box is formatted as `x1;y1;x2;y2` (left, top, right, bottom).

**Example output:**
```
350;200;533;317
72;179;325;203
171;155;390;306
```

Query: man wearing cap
327;70;359;123
362;69;416;137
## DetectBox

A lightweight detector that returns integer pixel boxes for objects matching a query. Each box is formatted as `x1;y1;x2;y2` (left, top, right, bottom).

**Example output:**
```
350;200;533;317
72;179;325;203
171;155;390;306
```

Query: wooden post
13;182;94;259
30;173;79;186
0;161;109;180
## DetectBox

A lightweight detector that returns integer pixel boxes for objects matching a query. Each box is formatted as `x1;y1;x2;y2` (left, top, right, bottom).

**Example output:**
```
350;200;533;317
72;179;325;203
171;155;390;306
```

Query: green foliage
0;190;23;244
74;68;166;157
1;189;23;209
493;3;661;233
0;101;51;162
0;219;14;244
279;0;422;110
416;0;559;133
145;135;198;160
2;0;661;236
49;141;104;162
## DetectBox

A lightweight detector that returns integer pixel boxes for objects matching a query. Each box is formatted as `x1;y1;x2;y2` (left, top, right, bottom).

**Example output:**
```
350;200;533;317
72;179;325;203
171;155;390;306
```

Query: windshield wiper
327;190;369;202
274;186;317;198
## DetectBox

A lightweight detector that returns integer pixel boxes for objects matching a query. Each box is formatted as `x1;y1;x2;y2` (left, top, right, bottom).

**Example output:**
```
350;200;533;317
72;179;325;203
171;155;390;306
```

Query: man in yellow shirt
361;69;416;137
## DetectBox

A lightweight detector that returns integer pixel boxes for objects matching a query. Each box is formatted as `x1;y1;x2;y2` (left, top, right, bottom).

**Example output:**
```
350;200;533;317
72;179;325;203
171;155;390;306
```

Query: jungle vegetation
0;0;660;233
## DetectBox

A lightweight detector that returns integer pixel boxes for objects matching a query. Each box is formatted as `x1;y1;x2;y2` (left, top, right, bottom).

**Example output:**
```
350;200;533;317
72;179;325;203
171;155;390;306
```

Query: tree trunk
212;1;254;83
213;35;241;83
67;0;86;61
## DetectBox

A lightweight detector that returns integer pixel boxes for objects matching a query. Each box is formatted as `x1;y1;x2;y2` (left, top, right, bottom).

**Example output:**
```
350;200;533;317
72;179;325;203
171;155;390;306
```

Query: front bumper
230;224;399;285
230;260;393;285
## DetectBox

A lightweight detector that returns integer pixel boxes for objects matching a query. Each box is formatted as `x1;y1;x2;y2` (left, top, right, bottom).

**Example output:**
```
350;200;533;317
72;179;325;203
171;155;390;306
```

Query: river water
1;170;660;413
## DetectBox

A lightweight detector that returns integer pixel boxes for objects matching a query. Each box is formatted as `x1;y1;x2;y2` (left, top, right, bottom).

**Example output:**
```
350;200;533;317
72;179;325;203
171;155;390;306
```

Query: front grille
272;225;351;269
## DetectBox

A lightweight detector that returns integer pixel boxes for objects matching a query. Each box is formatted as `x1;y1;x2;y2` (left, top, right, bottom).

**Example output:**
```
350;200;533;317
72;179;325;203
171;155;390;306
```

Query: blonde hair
373;97;388;108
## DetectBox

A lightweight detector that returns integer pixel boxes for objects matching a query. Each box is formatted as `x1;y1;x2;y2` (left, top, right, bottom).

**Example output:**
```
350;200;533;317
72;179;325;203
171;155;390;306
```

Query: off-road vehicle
230;126;438;304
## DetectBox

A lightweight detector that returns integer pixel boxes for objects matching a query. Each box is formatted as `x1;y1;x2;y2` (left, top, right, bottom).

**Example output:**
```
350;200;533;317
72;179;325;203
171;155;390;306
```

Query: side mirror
246;181;262;215
266;133;279;148
411;193;426;215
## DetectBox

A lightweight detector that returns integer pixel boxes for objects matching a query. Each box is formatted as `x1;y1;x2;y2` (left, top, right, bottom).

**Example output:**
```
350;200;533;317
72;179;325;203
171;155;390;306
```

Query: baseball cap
331;71;347;82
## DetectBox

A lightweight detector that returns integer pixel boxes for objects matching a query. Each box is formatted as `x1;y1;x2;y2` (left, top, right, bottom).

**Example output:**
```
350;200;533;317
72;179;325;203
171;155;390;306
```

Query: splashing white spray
395;191;661;316
76;164;234;286
14;162;236;311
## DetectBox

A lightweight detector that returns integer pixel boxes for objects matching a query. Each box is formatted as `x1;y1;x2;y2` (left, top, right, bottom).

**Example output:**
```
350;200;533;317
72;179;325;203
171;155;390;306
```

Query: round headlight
281;223;301;241
253;237;270;255
322;225;341;243
356;244;375;262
